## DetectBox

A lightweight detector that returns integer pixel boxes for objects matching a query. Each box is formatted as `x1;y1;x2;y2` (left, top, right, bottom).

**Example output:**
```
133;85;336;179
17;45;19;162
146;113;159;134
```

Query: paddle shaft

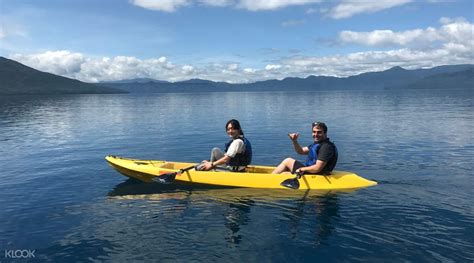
177;165;196;174
153;164;196;184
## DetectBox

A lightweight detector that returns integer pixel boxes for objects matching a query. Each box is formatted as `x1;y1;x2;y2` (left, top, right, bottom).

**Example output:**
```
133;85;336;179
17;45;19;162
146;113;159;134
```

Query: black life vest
224;136;252;167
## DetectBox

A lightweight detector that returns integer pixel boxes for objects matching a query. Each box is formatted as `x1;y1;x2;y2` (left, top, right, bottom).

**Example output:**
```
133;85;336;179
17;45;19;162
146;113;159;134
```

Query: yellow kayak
105;155;377;190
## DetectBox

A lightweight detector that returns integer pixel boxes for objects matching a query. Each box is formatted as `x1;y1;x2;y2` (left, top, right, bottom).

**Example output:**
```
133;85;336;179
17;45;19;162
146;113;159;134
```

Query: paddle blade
280;177;300;190
153;172;177;184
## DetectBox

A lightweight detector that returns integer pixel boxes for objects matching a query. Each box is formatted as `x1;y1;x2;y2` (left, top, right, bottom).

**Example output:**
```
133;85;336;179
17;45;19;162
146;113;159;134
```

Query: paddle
280;171;305;190
153;165;196;184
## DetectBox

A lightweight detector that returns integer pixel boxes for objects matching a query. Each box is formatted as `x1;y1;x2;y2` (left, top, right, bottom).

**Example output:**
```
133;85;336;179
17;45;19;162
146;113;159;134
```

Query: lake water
0;88;473;262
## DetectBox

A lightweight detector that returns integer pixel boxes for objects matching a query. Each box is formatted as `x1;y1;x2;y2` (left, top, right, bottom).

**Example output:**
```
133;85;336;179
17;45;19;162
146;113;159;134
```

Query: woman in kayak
197;119;252;172
272;121;337;175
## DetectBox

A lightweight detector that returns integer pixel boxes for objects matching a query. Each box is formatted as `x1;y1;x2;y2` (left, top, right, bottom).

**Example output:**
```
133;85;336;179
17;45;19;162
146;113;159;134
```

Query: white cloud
130;0;416;16
328;0;412;19
9;44;473;84
131;0;190;12
243;68;257;74
10;51;182;82
237;0;322;11
198;0;233;7
265;64;282;70
8;17;473;84
338;18;474;51
227;63;239;70
438;17;473;44
157;56;167;63
11;51;85;76
279;45;474;78
181;65;195;74
131;0;322;12
339;28;441;46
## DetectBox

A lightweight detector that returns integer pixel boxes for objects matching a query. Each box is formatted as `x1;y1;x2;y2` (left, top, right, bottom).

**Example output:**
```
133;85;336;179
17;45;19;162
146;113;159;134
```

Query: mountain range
1;56;472;95
102;64;474;93
0;57;127;95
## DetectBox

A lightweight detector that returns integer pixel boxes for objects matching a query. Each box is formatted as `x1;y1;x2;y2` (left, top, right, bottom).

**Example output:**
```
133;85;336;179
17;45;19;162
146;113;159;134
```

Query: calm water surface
0;89;473;262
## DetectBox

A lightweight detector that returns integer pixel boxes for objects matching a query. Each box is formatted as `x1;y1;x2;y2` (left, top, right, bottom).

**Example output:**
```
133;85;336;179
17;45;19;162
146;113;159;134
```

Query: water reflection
108;178;231;196
280;190;340;247
108;180;348;246
39;237;117;262
224;198;254;244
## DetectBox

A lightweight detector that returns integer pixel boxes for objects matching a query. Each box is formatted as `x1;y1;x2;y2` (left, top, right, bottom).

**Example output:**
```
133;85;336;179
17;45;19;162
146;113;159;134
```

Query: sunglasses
312;122;324;127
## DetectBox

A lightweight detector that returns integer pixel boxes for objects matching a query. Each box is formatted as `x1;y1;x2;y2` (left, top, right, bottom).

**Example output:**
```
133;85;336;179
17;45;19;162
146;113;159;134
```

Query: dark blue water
0;89;473;262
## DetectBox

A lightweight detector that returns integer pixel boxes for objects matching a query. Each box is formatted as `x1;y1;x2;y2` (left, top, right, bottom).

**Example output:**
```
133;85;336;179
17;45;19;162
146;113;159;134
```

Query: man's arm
288;133;309;155
298;160;326;174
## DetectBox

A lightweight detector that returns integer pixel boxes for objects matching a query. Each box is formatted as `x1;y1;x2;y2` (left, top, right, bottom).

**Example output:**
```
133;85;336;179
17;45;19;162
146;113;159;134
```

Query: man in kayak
197;119;252;172
272;122;338;175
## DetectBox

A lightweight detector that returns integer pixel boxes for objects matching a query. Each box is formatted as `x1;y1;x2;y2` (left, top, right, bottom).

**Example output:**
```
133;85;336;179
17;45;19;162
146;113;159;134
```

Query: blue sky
1;0;473;83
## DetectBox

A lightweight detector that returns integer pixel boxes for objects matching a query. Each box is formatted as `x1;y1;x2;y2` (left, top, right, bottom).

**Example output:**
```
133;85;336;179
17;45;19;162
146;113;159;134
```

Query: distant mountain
0;57;127;95
343;66;416;88
2;56;472;95
334;64;474;90
180;78;216;84
102;78;233;93
101;78;169;84
399;68;474;90
102;64;473;93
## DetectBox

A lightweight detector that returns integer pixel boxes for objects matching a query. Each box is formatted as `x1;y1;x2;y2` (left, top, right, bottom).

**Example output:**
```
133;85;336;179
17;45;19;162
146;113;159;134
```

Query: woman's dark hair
226;119;244;135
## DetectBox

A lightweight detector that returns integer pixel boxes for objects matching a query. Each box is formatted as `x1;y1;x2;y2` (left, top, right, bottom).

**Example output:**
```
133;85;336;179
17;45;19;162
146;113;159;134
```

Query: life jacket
304;139;337;167
305;143;320;166
224;136;252;167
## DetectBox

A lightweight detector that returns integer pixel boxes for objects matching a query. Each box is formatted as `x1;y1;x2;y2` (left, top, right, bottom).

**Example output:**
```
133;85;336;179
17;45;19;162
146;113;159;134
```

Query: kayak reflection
107;179;354;199
284;191;340;246
108;179;351;245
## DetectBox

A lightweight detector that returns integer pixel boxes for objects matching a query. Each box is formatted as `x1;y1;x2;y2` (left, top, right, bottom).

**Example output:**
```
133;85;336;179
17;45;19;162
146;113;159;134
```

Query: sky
1;0;473;83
